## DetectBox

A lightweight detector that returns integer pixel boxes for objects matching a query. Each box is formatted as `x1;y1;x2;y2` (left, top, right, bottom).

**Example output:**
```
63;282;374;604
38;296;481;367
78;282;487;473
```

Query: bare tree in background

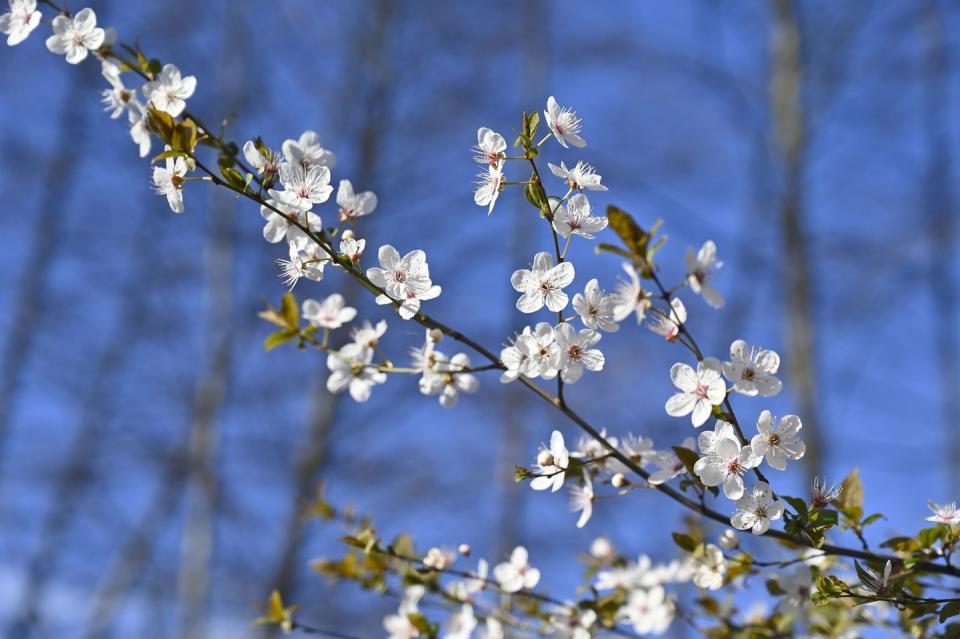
769;0;823;486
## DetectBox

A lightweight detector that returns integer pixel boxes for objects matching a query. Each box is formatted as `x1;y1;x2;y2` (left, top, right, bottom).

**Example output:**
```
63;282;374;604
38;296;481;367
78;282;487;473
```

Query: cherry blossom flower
685;240;724;308
499;329;533;384
645;297;686;342
242;141;282;177
547;160;607;191
612;263;652;323
549;605;596;639
571;428;618;463
302;294;357;330
336;179;377;221
419;352;479;408
552;193;607;239
926;500;960;525
151;148;187;213
339;235;365;263
615;434;656;470
647;437;696;485
269;162;332;211
732;482;785;535
473;127;506;166
857;560;894;596
570;472;594;528
718;530;739;550
811;476;842;508
474;161;504;215
776;567;813;614
524;322;560;379
444;605;477;639
350;319;387;349
0;0;41;46
530;430;569;492
723;339;782;397
260;198;321;244
143;63;196;117
128;106;152;158
572;278;619;332
544;96;586;148
383;585;425;639
665;358;726;427
623;586;674;634
325;343;385;403
693;435;761;500
45;7;105;64
282;130;336;169
553;323;604;383
479;618;503;639
750;410;805;470
696;419;739;456
493;546;540;593
511;252;575;313
691;544;727;590
366;245;441;320
423;547;455;570
276;240;327;289
100;60;138;119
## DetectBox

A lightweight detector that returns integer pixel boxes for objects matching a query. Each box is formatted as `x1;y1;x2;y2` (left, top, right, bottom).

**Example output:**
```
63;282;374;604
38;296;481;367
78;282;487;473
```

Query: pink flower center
726;459;744;476
693;383;710;400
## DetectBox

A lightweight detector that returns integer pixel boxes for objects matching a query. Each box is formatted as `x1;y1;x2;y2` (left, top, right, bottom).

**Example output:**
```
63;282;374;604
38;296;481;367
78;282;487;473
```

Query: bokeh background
0;0;958;637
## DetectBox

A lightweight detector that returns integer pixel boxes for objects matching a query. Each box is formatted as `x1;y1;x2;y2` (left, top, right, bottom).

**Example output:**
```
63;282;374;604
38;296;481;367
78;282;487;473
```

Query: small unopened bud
537;450;555;467
428;328;443;344
458;543;471;556
341;228;355;241
590;537;615;559
611;473;629;489
719;529;739;550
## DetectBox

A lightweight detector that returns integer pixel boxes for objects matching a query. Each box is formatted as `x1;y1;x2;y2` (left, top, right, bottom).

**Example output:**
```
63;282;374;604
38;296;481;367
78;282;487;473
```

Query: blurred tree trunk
920;0;959;491
769;0;823;487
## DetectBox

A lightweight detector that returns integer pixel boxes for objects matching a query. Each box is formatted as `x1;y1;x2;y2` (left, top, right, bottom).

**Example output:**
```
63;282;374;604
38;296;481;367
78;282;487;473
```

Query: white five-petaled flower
339;236;365;263
723;339;782;397
45;7;104;64
366;245;441;320
645;297;686;342
473;127;506;166
493;546;540;593
693;435;761;500
276;240;326;289
665;358;726;427
474;161;504;215
350;319;387;349
697;420;739;456
692;544;727;590
260;199;321;245
686;240;724;308
302;294;357;330
325;343;385;403
143;63;196;117
572;278;619;332
612;263;652;323
623;586;674;635
530;430;569;492
551;193;607;239
511;251;575;313
732;482;785;535
419;352;479;408
242;140;282;176
151;148;187;214
0;0;40;46
282;130;336;169
570;472;594;528
100;60;138;119
128;106;152;158
336;179;377;221
548;160;607;191
499;327;533;384
383;585;424;639
544;96;586;148
926;500;960;525
647;437;696;485
269;162;333;212
553;323;604;383
750;410;805;470
518;322;560;380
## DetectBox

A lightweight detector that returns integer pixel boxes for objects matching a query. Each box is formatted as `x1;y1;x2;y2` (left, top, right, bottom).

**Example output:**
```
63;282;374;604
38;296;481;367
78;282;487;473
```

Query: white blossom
493;546;540;593
326;343;385;403
419;352;479;408
302;294;356;330
693;434;761;500
100;60;138;119
444;605;477;639
143;63;196;117
423;547;455;571
776;567;813;615
553;323;604;384
750;410;805;470
242;140;282;176
473;127;506;166
350;319;387;349
260;198;321;244
691;544;727;590
731;481;785;535
45;7;104;64
623;586;674;635
511;252;575;313
551;193;607;240
647;437;695;485
269;161;332;211
282;130;336;169
339;235;365;263
276;240;327;289
544;96;586;148
572;278;619;332
530;430;569;492
366;245;441;320
547;160;607;191
128;106;152;158
474;161;504;215
685;240;724;308
0;0;40;46
718;530;739;550
723;339;782;397
612;263;652;323
665;358;726;427
384;585;425;639
548;606;596;639
570;472;594;528
645;297;686;342
336;179;377;221
615;434;656;470
926;500;960;525
151;148;187;214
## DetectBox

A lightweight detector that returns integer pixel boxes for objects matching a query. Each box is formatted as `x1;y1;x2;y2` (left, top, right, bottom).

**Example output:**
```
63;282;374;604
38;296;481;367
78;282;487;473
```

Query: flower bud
590;537;615;559
458;543;471;556
428;328;443;343
611;473;629;489
719;529;738;550
341;228;355;241
537;450;554;467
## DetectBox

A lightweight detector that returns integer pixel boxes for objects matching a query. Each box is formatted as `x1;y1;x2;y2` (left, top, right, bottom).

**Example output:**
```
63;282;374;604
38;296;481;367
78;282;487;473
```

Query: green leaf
264;329;297;352
941;601;960;623
220;166;247;191
280;292;299;328
671;446;699;474
594;243;634;260
766;579;785;596
783;495;809;520
523;181;544;210
514;466;532;483
919;525;946;548
837;468;864;521
151;149;187;164
606;205;647;256
862;513;885;526
671;532;700;553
